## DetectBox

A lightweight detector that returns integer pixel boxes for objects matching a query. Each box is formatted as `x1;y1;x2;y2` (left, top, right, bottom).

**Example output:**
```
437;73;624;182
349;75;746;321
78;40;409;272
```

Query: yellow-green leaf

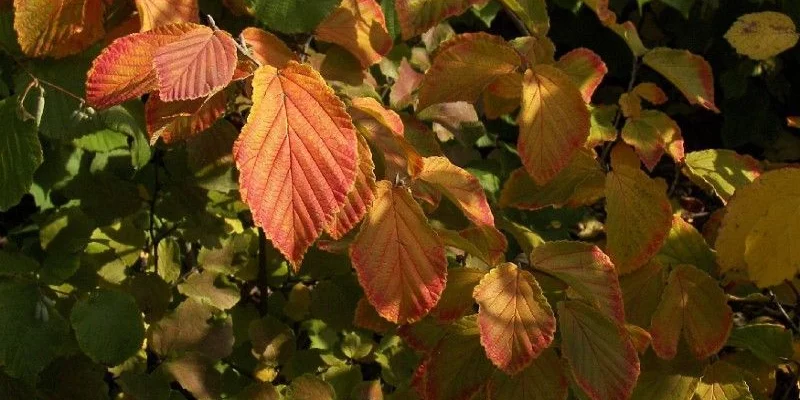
621;110;684;171
487;348;568;400
643;48;719;113
695;361;754;400
498;0;549;35
724;11;799;60
682;149;761;204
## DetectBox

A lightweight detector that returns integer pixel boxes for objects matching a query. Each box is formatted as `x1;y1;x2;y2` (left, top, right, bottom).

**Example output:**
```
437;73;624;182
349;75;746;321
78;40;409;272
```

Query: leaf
608;21;648;57
390;58;423;110
459;225;508;265
558;300;640;400
487;348;568;400
177;271;240;310
163;353;222;399
621;110;684;171
250;0;340;34
518;65;591;185
326;134;377;239
0;97;42;211
631;349;705;400
530;241;624;323
633;82;668;105
695;361;754;400
70;290;145;365
650;265;733;360
724;11;799;60
145;90;227;144
353;297;393;333
587;104;618;147
511;35;556;65
288;374;336;400
726;324;794;366
0;250;38;276
134;0;199;31
620;260;666;328
148;298;234;359
86;23;197;109
395;0;485;39
473;262;556;374
682;149;761;204
153;26;238;101
715;168;800;286
605;146;673;273
249;315;296;366
417;156;495;226
241;27;298;68
498;0;549;35
316;0;393;67
642;48;719;113
655;215;717;275
555;48;608;103
431;267;485;321
233;62;358;268
417;32;521;110
350;180;447;323
13;0;105;58
499;149;605;210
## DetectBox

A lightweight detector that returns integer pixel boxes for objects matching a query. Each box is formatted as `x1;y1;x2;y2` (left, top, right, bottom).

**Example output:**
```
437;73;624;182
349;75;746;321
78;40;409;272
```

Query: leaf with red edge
558;300;640;400
650;264;733;360
621;110;685;171
431;267;485;321
14;0;105;58
326;134;376;239
417;156;495;227
395;0;486;39
518;65;591;185
555;48;608;103
619;260;666;329
350;181;447;323
134;0;199;31
353;297;393;334
316;0;393;67
473;262;556;374
86;23;198;109
632;82;668;105
153;26;238;101
530;241;625;323
487;348;568;400
417;33;522;110
145;90;227;144
233;62;358;268
459;225;508;266
390;58;423;110
397;317;449;352
643;48;719;113
241;27;298;68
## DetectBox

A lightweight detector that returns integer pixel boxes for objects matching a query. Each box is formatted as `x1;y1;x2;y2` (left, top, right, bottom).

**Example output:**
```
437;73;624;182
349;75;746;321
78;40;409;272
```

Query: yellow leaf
134;0;199;31
724;11;799;60
315;0;393;67
695;361;754;400
643;48;719;113
14;0;105;58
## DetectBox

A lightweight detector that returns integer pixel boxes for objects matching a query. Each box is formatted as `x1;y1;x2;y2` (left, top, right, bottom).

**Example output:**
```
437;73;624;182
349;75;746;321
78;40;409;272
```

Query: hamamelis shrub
2;0;800;398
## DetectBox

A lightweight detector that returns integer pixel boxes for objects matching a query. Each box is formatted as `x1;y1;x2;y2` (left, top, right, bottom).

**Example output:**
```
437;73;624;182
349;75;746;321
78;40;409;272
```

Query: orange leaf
350;181;447;323
417;32;521;110
241;27;298;69
233;62;358;268
518;65;591;185
395;0;486;39
326;134;377;239
555;48;608;103
134;0;199;31
459;225;507;265
315;0;393;67
431;267;485;321
145;90;227;144
511;35;556;65
643;48;719;113
86;23;198;109
390;58;423;110
153;26;238;101
473;262;556;374
14;0;105;58
789;116;800;128
621;110;685;171
417;156;494;227
632;82;668;105
353;297;393;334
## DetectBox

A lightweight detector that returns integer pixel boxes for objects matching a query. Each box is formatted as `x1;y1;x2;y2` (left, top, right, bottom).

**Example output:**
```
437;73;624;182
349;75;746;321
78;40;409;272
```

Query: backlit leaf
326;134;376;239
511;34;556;65
487;348;568;400
70;290;145;365
241;27;298;68
431;267;484;321
632;82;668;105
134;0;199;31
145;90;227;144
350;180;447;323
695;361;754;400
682;149;761;204
316;0;393;67
643;48;719;113
0;97;42;211
233;62;358;268
621;110;684;171
555;48;608;103
473;263;555;374
418;156;495;226
14;0;105;58
395;0;485;39
655;215;717;275
498;0;549;35
459;225;508;265
587;104;618;147
724;11;798;60
650;265;733;360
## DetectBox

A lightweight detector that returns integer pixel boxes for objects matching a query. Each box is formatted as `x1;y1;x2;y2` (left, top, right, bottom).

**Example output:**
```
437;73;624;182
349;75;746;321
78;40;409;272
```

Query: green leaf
726;324;794;366
38;355;108;400
655;215;717;275
322;364;363;398
631;349;705;400
487;348;568;400
498;0;549;35
70;290;145;365
148;298;234;359
98;102;151;169
73;130;129;152
381;0;400;39
695;361;754;400
682;149;761;204
620;260;666;331
341;331;374;360
248;0;340;34
0;97;42;211
0;250;39;276
178;271;240;310
39;206;95;255
642;48;718;113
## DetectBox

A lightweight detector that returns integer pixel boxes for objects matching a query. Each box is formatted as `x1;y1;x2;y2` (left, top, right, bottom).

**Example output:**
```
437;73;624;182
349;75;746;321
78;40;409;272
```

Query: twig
602;58;641;169
257;228;269;316
667;162;682;196
499;2;531;37
148;150;162;271
206;14;263;68
299;35;314;63
769;290;800;332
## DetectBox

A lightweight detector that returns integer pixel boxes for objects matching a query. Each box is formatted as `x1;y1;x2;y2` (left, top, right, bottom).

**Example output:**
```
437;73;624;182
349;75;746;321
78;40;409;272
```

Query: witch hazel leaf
608;21;648;57
241;27;299;69
417;156;495;227
498;0;550;36
395;0;486;39
350;181;447;323
632;82;668;105
459;225;508;266
643;48;719;113
682;149;761;204
145;90;227;144
153;26;238;101
724;11;799;61
316;0;393;67
431;267;485;321
417;32;522;110
473;262;556;374
134;0;199;32
14;0;105;59
650;264;733;360
621;110;685;171
530;241;625;323
390;58;423;110
555;48;608;103
487;348;569;400
233;62;358;268
86;23;198;109
518;65;591;185
695;361;754;400
326;134;377;240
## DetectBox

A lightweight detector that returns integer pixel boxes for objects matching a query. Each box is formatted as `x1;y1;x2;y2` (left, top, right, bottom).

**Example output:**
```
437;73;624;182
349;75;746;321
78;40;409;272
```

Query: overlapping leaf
498;0;549;35
390;58;423;109
417;156;495;226
326;134;377;239
642;48;718;113
724;11;798;60
695;361;754;400
145;90;227;144
621;110;685;171
486;348;568;400
14;0;105;58
431;267;485;321
240;27;298;68
555;48;608;103
0;98;42;211
316;0;393;67
656;215;717;275
134;0;199;31
682;149;761;204
395;0;485;39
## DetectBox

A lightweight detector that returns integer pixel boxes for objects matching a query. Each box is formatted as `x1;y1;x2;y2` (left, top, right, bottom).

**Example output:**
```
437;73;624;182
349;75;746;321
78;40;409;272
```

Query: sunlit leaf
241;27;299;68
326;134;377;239
395;0;485;39
148;298;234;359
145;90;227;144
555;48;607;103
418;156;495;226
14;0;105;58
632;82;668;105
621;110;684;171
695;361;754;400
316;0;393;67
655;215;717;275
430;267;484;321
390;58;423;110
642;48;719;113
682;149;761;204
134;0;199;31
724;11;798;61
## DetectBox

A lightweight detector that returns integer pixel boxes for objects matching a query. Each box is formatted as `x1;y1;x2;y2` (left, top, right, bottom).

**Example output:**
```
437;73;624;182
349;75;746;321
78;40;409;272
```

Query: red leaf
326;134;377;239
145;90;227;144
417;156;495;227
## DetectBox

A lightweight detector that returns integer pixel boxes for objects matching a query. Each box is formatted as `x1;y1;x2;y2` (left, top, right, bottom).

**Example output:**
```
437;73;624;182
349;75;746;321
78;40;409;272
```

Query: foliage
1;0;800;399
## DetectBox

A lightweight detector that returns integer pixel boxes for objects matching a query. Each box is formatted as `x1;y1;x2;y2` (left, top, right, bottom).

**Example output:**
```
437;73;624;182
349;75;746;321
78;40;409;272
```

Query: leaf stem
257;227;269;316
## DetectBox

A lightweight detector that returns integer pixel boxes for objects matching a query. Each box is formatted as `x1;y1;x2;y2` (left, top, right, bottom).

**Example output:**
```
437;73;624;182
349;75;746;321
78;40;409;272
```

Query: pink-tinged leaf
134;0;199;31
650;264;733;360
153;26;238;101
518;65;591;185
473;262;556;374
431;267;485;321
682;149;761;204
633;82;668;105
487;348;568;400
233;62;358;269
530;241;625;323
417;32;522;110
14;0;105;58
499;149;605;210
558;300;640;400
145;90;227;144
395;0;486;39
643;48;719;113
417;156;495;227
417;101;485;143
350;181;447;323
390;58;424;110
459;225;508;266
86;23;198;109
326;134;377;239
241;27;299;69
621;110;685;171
619;260;666;329
316;0;393;67
555;48;608;103
353;297;393;334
